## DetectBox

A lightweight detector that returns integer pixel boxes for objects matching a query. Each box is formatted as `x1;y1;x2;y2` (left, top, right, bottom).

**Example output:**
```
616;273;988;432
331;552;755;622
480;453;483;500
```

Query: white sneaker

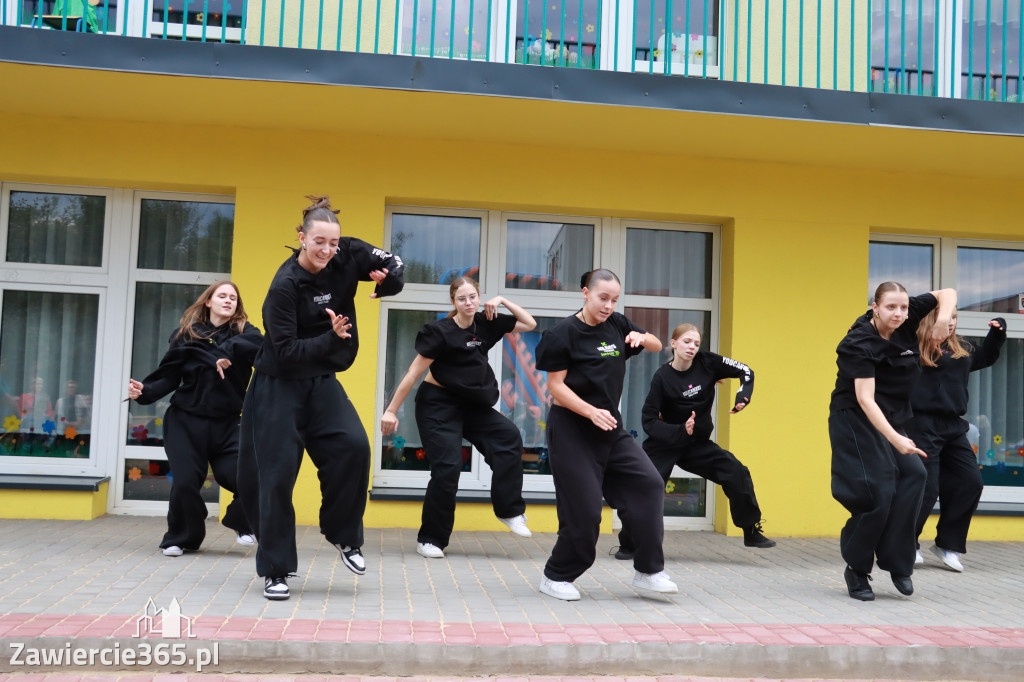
263;576;289;600
915;549;924;565
499;514;532;537
632;570;679;594
162;546;183;557
539;576;581;601
416;542;445;558
930;544;964;572
236;533;256;547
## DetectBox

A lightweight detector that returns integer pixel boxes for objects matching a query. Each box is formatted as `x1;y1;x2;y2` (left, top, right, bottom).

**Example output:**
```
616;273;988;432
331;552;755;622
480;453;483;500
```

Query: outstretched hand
368;268;389;299
624;331;646;348
325;308;352;339
730;398;749;414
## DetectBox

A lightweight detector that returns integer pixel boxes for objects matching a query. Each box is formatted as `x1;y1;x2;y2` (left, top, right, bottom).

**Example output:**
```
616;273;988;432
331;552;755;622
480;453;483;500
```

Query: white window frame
111;190;236;516
0;183;127;481
376;206;721;530
872;233;1024;505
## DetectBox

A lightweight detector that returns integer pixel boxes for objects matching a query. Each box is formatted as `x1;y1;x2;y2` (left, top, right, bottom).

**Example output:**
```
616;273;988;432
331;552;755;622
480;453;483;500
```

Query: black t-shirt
642;352;754;447
910;320;1006;417
254;239;404;379
535;311;646;424
415;312;517;405
829;292;937;425
138;321;263;418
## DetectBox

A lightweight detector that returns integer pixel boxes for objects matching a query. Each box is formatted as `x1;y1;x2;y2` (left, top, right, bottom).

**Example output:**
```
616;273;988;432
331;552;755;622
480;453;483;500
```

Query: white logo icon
134;598;196;639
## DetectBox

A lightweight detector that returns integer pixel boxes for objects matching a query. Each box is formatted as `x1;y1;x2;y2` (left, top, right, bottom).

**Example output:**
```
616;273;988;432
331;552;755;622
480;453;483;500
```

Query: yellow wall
0;482;108;520
2;63;1023;539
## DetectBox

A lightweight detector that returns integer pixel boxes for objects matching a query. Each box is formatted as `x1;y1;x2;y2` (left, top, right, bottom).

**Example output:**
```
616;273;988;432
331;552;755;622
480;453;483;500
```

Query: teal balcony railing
4;0;1021;102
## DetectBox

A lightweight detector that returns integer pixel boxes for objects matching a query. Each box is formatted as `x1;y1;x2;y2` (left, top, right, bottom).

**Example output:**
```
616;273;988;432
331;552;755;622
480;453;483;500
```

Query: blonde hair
917;307;970;367
671;323;701;341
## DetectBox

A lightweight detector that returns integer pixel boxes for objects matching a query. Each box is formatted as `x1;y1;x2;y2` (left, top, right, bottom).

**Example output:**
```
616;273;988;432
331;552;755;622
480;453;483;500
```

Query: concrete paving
0;516;1021;680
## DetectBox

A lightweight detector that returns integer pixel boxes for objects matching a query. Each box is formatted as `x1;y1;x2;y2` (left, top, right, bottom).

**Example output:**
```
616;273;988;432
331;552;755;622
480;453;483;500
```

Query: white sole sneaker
162;546;183;557
498;514;533;538
915;549;924;565
930;544;964;572
539;576;581;601
417;542;445;558
632;571;679;594
236;534;256;547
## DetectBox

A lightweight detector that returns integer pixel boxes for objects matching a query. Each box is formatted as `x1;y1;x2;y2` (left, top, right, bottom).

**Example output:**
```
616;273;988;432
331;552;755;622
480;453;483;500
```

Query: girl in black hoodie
906;309;1006;572
128;281;261;557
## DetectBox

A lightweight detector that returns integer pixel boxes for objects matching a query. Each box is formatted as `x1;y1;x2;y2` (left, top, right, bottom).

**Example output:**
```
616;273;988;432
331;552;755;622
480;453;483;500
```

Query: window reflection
0;290;98;459
6;191;105;267
506;220;593;292
391;213;481;285
957;247;1024;313
868;241;933;301
626;228;712;298
967;336;1024;487
870;0;939;95
137;199;234;272
500;316;558;475
633;0;719;72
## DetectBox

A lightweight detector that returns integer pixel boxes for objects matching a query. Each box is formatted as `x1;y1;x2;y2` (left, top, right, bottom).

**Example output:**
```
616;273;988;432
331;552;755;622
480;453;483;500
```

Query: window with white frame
376;206;720;527
870;235;1024;502
0;183;235;516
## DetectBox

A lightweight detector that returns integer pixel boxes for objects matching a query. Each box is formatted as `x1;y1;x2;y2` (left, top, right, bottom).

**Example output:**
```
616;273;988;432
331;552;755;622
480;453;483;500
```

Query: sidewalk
0;516;1022;680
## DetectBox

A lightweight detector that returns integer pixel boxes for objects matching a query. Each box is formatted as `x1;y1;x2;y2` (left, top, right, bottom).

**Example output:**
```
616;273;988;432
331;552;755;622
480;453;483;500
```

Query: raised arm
970;318;1007;372
381;354;435;435
484;296;537;332
357;242;405;299
854;378;926;457
715;355;754;413
926;289;958;348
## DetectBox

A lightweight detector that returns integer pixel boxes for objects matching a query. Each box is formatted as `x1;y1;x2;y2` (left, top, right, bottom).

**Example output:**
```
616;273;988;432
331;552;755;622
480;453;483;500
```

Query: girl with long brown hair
127;281;261;557
906;308;1006;572
381;276;537;558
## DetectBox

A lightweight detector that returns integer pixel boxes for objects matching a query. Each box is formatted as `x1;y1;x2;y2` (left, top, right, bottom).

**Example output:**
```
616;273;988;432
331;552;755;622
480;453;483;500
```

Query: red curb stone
442;636;476;644
380;633;412;643
347;621;380;630
475;634;510;645
346;630;379;643
412;632;445;643
313;630;348;642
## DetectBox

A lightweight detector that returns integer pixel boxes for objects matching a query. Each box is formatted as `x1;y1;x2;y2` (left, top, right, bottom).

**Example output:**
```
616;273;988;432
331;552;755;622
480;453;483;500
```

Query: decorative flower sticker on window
585;23;594;33
694;49;704;59
131;426;148;442
41;419;57;435
630;429;638;439
155;418;163;426
987;450;996;459
128;466;142;481
415;448;426;460
653;49;661;58
64;426;78;440
665;480;676;494
394;436;406;449
1017;447;1024;457
993;434;1003;445
537;420;546;431
3;415;20;432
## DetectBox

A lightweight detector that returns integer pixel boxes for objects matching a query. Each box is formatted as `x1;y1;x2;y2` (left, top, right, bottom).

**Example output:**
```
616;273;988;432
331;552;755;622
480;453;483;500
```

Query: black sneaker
609;545;635;561
263;576;289;600
844;566;874;601
891;574;914;596
743;522;776;548
335;544;366;575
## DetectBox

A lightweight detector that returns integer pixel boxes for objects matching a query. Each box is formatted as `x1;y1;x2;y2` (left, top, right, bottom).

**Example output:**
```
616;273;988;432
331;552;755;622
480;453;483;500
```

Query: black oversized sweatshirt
254;239;404;379
137;321;263;418
642;352;754;448
910;319;1006;417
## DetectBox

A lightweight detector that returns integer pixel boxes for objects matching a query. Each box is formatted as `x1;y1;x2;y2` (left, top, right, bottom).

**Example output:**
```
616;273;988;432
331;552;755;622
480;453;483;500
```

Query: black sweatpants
414;382;526;549
617;438;762;553
160;406;251;550
830;408;927;577
904;413;983;554
544;405;666;582
237;372;370;578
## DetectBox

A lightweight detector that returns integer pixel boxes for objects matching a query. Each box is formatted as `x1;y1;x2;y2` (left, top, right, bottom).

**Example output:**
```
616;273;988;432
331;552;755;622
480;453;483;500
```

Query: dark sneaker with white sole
335;544;366;575
263;576;289;600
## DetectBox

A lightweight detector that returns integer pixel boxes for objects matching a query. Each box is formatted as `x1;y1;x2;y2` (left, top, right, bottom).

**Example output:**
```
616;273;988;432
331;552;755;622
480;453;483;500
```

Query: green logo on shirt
597;341;619;357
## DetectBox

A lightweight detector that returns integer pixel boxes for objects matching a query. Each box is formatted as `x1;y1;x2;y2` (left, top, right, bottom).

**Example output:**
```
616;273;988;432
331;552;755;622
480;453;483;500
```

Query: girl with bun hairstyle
534;269;675;601
236;195;405;601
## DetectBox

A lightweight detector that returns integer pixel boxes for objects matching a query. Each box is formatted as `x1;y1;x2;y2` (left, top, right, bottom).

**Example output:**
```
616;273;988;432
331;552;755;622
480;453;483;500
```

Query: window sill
0;474;110;491
370;487;557;505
